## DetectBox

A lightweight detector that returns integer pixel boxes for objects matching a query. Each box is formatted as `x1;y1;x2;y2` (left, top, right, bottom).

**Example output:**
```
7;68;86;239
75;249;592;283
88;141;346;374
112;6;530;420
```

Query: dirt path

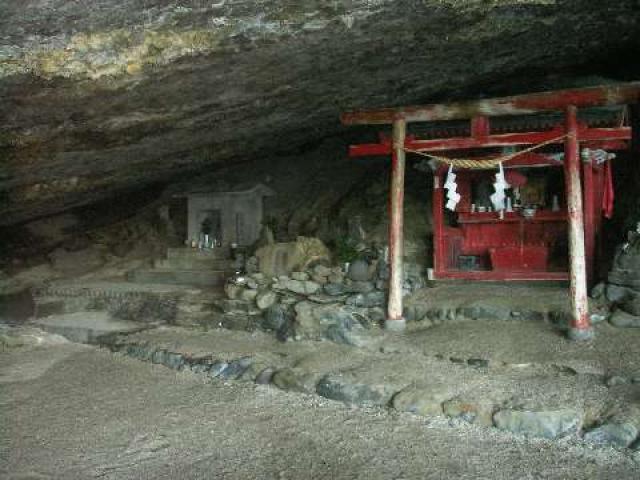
1;344;638;480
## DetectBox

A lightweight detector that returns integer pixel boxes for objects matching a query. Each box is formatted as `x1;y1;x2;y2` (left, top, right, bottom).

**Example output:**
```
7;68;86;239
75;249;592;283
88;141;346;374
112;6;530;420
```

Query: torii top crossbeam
341;82;640;341
342;82;640;124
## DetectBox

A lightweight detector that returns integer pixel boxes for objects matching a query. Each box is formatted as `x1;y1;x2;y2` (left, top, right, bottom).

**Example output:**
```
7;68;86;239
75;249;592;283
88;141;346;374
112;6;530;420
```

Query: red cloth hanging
602;160;614;219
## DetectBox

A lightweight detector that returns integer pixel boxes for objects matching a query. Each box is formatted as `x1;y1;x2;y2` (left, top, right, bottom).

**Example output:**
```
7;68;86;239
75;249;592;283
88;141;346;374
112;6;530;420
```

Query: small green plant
333;236;360;264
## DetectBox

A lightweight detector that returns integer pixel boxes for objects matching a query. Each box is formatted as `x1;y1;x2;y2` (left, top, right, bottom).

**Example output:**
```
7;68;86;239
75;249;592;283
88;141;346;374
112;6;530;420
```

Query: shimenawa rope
396;133;570;169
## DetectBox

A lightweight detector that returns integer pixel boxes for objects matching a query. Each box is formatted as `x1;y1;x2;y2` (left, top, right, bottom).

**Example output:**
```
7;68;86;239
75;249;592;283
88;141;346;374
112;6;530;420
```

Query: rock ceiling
1;0;639;225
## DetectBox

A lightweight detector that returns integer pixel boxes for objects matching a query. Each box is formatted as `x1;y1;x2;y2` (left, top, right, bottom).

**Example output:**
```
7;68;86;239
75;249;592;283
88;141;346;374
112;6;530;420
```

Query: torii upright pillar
386;116;407;331
564;105;594;341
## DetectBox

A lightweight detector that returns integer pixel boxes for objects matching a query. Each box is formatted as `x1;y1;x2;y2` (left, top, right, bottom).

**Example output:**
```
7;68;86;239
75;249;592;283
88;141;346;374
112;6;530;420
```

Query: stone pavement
98;320;640;449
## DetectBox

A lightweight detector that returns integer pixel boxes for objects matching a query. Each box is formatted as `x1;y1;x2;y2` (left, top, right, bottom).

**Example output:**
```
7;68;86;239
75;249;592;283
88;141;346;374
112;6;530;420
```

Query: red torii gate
341;82;640;341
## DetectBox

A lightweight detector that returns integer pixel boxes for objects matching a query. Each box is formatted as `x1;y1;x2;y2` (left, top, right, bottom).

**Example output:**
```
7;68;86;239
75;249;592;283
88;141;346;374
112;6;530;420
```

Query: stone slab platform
154;257;232;270
127;268;230;287
33;280;225;326
31;311;148;344
37;280;205;297
166;247;230;260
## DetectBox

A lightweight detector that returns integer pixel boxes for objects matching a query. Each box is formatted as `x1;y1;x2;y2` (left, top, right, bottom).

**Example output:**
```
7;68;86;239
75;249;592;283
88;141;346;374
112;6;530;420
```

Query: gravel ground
407;284;570;315
404;320;640;378
1;342;639;480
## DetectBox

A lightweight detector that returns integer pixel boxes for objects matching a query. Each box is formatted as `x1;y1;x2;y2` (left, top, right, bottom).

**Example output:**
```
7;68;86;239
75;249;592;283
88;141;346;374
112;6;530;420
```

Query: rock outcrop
2;1;639;225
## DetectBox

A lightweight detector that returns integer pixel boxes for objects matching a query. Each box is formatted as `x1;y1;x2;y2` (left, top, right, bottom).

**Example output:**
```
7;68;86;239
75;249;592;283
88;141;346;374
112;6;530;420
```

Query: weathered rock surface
345;291;385;308
293;300;380;347
284;279;321;296
443;395;500;427
1;1;639;225
492;409;582;440
49;247;107;276
271;368;319;395
255;238;330;277
256;290;278;311
609;310;640;328
583;405;640;448
584;422;639;448
392;386;455;416
316;374;398;407
606;229;640;321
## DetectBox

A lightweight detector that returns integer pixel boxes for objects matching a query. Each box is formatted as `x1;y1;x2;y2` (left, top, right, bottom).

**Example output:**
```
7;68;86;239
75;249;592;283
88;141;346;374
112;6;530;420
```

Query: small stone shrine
182;184;275;248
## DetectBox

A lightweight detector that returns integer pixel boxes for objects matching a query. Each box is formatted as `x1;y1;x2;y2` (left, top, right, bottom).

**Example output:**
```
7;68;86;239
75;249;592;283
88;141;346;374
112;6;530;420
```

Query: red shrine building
342;82;640;340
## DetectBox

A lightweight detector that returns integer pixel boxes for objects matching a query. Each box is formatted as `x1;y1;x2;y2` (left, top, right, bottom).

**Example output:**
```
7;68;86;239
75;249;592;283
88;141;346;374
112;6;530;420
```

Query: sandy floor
407;284;571;315
403;320;640;377
1;341;639;480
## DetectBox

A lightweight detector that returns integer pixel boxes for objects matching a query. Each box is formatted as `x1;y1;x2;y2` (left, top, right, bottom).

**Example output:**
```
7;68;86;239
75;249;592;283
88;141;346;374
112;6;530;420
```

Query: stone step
31;311;148;344
128;268;230;287
166;247;231;261
154;257;233;270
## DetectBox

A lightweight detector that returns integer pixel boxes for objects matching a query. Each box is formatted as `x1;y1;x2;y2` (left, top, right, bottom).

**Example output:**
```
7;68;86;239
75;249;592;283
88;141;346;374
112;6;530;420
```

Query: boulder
284;279;321;295
255;367;276;385
324;317;379;348
163;352;185;370
262;304;292;333
316;374;397;406
392;387;452;416
293;301;379;347
612;233;640;273
324;282;347;296
606;284;632;304
240;288;258;302
238;360;271;382
307;294;346;304
271;368;318;394
622;292;640;316
584;423;639;448
443;396;498;427
345;280;375;294
313;264;332;278
255;237;330;277
291;271;310;281
583;406;640;448
218;356;254;380
590;282;606;300
609;310;640;328
492;409;581;439
224;282;244;300
208;361;230;378
347;259;371;281
256;290;277;310
250;272;267;283
328;272;345;284
293;301;333;339
345;291;385;308
367;307;386;324
310;274;328;285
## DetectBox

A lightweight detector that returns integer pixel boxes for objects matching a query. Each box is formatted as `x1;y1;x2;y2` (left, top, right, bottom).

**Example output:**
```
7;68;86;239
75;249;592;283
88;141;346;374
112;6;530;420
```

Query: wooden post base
567;326;595;342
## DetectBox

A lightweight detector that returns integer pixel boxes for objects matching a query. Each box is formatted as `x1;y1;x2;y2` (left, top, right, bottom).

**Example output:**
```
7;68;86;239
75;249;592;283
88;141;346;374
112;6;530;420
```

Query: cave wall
1;134;435;289
2;0;640;227
0;185;171;278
